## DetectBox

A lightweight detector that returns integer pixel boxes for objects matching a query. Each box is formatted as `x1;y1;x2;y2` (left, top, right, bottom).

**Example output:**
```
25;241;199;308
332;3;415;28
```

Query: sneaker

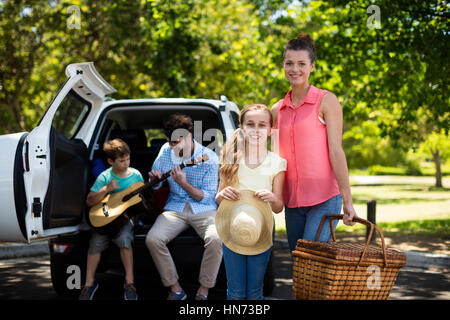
167;289;187;300
195;293;208;300
124;282;138;300
79;281;99;300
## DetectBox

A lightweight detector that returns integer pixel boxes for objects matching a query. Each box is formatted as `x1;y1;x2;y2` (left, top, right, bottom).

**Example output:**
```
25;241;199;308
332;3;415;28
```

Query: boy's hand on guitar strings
106;178;119;193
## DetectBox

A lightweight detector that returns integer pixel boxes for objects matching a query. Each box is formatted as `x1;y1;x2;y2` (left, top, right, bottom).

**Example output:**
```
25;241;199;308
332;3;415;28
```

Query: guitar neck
122;154;208;202
122;162;189;201
158;162;187;183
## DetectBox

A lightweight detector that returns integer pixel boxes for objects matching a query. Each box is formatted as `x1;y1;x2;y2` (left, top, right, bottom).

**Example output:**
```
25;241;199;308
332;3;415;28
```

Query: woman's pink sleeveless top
275;85;340;207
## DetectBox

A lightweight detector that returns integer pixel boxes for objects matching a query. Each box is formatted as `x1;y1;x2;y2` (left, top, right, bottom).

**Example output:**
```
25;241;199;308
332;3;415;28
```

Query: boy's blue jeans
285;194;342;252
222;244;272;300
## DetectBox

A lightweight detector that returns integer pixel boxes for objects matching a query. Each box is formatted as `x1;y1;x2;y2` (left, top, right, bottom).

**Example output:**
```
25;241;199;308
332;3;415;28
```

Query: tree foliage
296;0;449;139
0;0;283;133
0;0;448;184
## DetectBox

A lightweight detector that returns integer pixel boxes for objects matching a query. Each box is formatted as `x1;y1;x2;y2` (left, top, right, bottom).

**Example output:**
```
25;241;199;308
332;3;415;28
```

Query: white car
0;62;274;298
0;62;240;243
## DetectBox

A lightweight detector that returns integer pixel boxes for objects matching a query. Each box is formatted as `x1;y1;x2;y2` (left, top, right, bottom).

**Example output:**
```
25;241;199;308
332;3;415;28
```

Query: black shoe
124;282;138;300
79;281;99;300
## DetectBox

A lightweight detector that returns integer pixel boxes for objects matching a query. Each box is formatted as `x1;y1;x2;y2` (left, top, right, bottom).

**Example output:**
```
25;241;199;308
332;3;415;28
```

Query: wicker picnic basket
292;214;406;300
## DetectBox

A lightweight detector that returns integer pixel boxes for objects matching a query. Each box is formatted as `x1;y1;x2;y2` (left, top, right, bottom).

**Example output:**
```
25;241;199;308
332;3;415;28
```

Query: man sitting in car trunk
145;114;222;300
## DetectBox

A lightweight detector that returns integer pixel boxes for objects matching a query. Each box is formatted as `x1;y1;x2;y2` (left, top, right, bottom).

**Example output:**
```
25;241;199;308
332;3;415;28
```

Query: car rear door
0;62;116;242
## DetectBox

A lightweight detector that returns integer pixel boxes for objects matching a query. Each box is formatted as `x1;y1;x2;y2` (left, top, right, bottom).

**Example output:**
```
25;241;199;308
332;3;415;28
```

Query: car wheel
49;245;86;298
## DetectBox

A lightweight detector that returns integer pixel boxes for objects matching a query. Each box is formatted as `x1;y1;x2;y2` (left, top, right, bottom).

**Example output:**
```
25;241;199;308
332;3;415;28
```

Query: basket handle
315;214;388;268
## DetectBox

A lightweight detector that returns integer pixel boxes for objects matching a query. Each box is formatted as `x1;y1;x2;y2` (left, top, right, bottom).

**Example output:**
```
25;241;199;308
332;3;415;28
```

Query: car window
52;90;91;139
145;128;166;143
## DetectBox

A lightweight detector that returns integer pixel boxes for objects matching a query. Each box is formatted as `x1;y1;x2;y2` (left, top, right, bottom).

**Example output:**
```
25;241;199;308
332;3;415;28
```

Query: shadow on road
0;242;448;300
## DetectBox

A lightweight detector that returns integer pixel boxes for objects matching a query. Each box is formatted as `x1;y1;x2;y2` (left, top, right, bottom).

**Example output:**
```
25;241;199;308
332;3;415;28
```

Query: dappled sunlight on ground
353;201;450;222
275;231;450;255
389;267;450;300
0;256;56;300
336;234;450;255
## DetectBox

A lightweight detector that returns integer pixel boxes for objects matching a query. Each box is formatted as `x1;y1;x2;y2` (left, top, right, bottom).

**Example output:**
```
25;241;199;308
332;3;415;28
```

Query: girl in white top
216;104;286;300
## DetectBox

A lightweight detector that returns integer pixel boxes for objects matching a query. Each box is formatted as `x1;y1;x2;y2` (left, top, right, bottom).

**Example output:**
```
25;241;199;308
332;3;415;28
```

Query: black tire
50;253;85;298
49;236;88;298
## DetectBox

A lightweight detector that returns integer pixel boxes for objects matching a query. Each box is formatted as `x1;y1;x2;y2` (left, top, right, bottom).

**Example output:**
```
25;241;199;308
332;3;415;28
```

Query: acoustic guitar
89;154;209;234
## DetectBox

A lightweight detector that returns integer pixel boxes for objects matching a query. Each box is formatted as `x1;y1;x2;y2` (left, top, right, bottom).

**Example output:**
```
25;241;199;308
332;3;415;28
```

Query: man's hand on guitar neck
149;167;204;202
149;170;162;182
170;165;204;202
170;165;188;188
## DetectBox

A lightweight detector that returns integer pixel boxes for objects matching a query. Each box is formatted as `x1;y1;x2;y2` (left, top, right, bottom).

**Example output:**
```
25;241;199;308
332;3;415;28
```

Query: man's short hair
163;113;193;139
103;139;130;160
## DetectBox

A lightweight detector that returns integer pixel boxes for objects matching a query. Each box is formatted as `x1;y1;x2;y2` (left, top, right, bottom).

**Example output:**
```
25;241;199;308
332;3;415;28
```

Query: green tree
299;0;448;129
418;129;450;187
1;0;153;132
342;120;407;169
289;0;449;184
0;1;54;133
1;0;289;134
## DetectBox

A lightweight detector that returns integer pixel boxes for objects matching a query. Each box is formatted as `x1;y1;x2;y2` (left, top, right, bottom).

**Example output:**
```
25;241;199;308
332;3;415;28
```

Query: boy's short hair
163;113;193;139
103;139;130;161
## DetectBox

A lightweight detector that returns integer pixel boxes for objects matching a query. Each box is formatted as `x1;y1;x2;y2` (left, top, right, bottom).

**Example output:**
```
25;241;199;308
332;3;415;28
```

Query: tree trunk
432;150;442;188
10;98;25;132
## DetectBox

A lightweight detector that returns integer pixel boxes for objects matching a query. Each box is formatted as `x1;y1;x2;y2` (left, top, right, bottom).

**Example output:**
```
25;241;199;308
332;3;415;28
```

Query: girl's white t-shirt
237;151;287;192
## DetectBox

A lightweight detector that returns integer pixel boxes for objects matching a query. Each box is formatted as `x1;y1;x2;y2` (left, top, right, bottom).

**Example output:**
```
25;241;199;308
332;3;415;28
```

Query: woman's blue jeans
285;194;342;252
222;244;272;300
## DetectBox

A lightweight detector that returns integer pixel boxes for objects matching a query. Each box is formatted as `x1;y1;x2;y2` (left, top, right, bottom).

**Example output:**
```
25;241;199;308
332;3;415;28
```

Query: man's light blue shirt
151;139;219;214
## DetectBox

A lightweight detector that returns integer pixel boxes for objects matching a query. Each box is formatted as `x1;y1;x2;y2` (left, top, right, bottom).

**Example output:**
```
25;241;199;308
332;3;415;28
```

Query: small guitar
89;154;209;233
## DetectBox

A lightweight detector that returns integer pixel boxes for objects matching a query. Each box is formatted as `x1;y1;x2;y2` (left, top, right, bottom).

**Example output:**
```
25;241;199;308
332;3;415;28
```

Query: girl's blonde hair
218;104;273;191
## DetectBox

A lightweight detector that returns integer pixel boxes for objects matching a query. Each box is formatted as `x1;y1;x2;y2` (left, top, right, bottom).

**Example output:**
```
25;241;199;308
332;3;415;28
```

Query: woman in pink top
271;33;358;252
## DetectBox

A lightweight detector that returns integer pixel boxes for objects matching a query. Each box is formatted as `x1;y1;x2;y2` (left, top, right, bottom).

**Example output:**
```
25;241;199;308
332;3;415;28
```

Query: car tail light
24;141;30;172
53;243;71;254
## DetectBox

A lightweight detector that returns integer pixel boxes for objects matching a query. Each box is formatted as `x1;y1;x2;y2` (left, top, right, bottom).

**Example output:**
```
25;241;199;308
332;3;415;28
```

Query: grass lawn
274;175;450;235
335;218;450;235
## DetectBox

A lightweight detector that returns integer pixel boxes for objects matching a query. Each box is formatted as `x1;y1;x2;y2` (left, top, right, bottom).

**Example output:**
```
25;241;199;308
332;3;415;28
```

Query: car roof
102;97;240;113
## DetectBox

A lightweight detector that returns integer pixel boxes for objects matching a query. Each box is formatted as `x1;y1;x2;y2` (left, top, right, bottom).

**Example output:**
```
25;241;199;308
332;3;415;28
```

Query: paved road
0;256;57;300
0;242;448;300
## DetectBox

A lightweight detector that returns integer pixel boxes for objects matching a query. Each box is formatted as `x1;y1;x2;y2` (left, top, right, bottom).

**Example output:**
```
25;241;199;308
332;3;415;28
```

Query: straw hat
216;189;273;255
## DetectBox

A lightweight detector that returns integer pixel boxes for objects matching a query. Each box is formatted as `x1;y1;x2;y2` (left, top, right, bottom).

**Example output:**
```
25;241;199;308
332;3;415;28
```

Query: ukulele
89;154;209;234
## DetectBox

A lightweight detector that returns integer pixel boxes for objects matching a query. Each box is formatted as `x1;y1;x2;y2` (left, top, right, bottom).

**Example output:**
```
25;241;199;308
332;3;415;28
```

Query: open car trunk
88;103;225;230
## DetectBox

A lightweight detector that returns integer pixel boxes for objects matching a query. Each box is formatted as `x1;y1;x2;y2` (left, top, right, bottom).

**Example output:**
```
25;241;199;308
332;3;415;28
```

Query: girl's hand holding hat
254;184;285;213
217;186;240;201
254;189;275;203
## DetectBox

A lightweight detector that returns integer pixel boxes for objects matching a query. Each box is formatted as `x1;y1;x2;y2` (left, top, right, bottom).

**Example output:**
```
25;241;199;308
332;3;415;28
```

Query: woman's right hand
217;186;240;201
